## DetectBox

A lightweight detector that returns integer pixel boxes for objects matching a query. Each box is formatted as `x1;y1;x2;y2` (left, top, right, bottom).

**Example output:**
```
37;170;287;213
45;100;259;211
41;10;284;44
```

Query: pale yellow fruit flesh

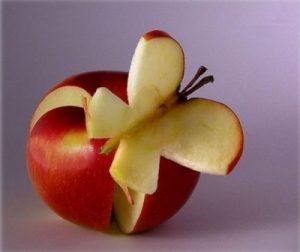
104;35;186;194
87;87;132;138
109;103;185;194
109;98;242;195
127;36;184;118
113;186;145;234
30;86;91;131
109;132;161;194
161;98;243;175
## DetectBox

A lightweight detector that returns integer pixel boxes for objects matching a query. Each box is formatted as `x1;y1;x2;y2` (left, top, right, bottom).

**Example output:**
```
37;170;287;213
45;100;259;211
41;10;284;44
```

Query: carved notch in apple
27;30;244;234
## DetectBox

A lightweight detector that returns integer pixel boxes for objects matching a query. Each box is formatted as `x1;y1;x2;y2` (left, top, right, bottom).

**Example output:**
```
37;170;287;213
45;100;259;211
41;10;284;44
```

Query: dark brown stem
179;66;214;99
180;66;207;94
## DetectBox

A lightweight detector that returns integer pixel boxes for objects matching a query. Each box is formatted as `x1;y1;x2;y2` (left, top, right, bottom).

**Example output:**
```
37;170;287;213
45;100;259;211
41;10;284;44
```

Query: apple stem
180;66;207;94
178;66;214;99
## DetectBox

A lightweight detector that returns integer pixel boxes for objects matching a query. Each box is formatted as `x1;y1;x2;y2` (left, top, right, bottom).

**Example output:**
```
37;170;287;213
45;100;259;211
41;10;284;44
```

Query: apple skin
27;71;200;232
133;158;199;233
143;30;171;40
27;107;115;230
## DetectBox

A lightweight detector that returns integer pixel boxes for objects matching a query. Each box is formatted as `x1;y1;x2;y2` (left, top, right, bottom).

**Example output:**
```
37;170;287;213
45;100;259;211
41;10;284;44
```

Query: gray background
2;1;299;251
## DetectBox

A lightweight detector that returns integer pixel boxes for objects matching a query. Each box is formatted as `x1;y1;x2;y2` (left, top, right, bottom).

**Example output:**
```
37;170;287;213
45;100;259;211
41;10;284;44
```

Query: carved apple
27;30;243;233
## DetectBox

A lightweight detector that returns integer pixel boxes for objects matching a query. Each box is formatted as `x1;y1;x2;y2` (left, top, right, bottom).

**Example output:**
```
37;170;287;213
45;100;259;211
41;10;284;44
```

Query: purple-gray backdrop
2;1;299;251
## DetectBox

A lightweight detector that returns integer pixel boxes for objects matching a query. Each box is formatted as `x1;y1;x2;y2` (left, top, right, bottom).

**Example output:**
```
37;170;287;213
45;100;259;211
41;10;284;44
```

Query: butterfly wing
87;87;131;138
30;86;91;131
161;98;244;175
127;32;184;117
109;100;177;194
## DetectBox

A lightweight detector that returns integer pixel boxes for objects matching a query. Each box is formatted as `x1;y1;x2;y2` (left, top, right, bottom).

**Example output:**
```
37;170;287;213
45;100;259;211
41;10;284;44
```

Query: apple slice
109;102;183;194
113;186;145;233
30;85;131;139
114;157;200;234
87;87;131;138
161;98;244;175
30;86;91;131
29;71;129;134
127;30;184;118
109;97;243;195
109;131;161;195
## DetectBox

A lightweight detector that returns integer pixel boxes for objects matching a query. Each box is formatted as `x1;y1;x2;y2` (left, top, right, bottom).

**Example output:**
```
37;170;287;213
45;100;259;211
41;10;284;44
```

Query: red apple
27;71;200;232
27;30;243;234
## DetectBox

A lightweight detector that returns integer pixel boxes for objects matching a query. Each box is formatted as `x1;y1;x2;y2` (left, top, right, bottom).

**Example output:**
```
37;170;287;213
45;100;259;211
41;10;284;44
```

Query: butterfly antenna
179;66;214;99
180;66;207;94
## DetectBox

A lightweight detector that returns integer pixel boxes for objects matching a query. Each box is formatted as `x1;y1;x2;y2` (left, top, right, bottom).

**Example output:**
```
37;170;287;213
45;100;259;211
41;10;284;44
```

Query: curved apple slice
113;157;200;234
110;134;161;195
127;30;184;117
114;187;145;233
162;98;244;175
87;87;131;138
110;98;243;195
30;86;91;131
109;107;180;194
30;85;131;139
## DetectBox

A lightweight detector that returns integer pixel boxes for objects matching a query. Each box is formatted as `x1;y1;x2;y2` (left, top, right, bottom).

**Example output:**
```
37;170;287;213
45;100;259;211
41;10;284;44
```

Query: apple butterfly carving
86;31;243;203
